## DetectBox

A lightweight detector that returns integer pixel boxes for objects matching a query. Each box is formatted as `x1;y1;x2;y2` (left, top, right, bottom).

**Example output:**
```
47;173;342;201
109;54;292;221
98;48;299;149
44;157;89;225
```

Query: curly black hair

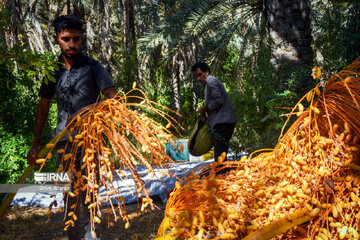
191;61;211;74
52;15;83;34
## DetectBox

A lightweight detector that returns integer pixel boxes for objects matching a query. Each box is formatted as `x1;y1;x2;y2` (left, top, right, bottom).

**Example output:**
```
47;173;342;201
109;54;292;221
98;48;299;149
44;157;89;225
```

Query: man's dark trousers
213;123;235;162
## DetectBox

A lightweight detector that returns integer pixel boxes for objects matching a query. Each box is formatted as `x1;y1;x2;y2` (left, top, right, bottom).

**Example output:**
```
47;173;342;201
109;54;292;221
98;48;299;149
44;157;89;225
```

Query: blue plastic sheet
165;139;189;161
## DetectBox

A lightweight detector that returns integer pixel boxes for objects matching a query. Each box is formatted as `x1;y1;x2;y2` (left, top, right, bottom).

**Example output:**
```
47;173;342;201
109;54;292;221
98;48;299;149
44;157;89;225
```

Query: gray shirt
39;52;115;137
204;75;237;128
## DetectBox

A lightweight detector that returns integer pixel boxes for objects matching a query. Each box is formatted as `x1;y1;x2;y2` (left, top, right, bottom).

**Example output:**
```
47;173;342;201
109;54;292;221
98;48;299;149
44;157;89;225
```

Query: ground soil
0;198;165;240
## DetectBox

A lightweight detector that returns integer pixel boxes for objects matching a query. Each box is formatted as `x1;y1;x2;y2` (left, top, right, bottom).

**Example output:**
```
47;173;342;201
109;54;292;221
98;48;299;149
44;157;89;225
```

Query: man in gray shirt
192;61;237;162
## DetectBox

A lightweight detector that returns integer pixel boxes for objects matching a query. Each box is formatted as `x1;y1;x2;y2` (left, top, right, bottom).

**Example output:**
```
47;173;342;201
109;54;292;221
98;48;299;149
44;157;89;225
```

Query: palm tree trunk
232;26;249;94
22;0;55;54
122;0;138;86
266;0;313;95
170;53;182;121
122;0;136;57
137;0;160;86
98;0;114;75
66;0;71;14
85;2;97;55
5;0;19;48
55;0;62;18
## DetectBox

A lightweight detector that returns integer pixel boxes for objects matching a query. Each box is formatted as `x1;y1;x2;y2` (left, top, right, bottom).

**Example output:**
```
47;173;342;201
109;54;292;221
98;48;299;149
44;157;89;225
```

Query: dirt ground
0;198;166;240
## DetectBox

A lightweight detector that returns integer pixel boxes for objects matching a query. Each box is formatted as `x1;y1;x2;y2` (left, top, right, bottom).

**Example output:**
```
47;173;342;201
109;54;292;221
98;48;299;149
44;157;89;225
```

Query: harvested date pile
157;59;360;240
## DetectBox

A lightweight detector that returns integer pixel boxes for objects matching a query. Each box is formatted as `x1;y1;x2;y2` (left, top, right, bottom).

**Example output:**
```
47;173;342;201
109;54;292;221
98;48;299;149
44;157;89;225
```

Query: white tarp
10;160;214;209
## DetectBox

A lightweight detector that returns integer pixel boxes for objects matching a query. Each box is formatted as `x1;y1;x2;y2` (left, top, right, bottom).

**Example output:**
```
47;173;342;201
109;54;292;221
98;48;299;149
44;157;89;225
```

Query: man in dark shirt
27;15;116;240
192;61;237;162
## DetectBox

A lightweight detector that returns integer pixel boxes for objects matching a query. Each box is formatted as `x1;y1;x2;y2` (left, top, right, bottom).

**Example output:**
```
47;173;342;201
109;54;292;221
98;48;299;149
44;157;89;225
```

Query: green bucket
188;117;214;156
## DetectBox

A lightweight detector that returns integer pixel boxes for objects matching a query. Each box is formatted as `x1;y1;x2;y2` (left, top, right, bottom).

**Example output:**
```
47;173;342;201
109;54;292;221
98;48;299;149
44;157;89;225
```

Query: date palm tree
139;0;313;95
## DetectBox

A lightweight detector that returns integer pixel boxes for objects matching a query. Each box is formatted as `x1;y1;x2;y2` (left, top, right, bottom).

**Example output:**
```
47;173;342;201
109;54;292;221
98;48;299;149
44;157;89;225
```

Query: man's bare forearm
32;98;51;145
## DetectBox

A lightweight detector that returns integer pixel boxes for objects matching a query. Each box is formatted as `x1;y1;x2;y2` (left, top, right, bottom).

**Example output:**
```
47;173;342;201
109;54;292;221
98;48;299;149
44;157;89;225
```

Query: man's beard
63;50;80;59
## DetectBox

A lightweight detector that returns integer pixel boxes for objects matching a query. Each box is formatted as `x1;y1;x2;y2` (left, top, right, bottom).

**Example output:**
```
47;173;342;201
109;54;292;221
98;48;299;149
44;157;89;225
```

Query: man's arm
206;79;224;111
199;78;224;116
27;97;52;165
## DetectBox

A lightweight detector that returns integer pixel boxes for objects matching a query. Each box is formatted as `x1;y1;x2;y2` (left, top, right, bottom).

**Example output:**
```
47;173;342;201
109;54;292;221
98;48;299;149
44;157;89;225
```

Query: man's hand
66;103;95;127
28;97;51;165
198;105;208;116
66;107;87;127
27;143;42;165
66;114;76;127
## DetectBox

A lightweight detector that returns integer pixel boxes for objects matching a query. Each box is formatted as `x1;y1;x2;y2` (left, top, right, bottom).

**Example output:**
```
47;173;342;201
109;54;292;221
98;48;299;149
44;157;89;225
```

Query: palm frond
138;0;264;72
